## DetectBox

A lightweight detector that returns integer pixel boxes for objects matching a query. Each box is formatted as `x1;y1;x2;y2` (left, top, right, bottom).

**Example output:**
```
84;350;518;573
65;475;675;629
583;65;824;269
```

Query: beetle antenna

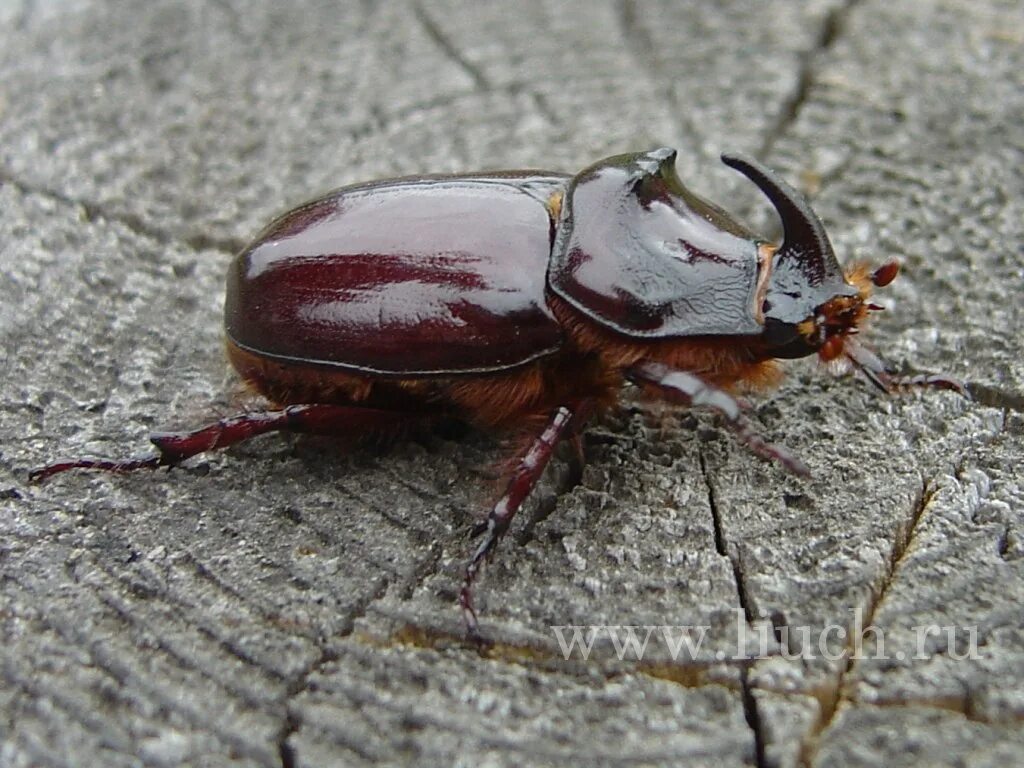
871;259;900;287
720;153;843;286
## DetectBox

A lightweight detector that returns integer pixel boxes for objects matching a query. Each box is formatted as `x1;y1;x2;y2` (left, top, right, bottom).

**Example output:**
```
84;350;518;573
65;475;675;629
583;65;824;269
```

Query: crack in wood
411;0;491;91
274;584;380;768
299;651;737;763
349;76;570;144
797;480;937;768
530;90;558;126
740;666;770;768
615;0;699;142
20;475;450;767
769;609;793;657
846;694;1024;725
699;447;772;765
276;642;342;768
997;523;1012;561
276;709;301;768
700;447;758;624
758;0;862;160
367;620;749;690
364;613;1023;750
10;0;36;33
275;539;446;766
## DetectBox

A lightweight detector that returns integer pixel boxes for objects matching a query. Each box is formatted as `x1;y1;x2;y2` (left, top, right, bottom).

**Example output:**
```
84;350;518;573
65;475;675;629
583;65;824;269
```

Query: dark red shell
226;150;782;380
547;148;765;337
225;174;567;376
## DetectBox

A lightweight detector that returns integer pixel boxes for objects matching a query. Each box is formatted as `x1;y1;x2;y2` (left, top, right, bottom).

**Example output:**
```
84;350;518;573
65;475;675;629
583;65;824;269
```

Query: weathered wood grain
1;1;1021;766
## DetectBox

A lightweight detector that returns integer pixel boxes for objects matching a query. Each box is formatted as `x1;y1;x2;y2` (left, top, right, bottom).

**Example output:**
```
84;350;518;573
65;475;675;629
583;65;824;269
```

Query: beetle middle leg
626;361;810;477
459;403;593;640
29;404;414;482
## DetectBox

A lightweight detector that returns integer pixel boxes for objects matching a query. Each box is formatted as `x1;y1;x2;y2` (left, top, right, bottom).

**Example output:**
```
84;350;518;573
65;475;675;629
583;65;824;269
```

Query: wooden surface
2;1;1022;766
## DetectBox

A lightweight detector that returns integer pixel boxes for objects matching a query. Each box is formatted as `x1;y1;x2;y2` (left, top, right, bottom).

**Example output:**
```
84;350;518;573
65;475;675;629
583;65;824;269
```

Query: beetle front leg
626;361;810;477
460;404;583;640
29;404;412;483
843;339;967;397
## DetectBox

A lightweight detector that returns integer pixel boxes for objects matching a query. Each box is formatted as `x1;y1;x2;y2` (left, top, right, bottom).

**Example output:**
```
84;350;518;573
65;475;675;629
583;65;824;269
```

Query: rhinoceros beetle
32;148;964;637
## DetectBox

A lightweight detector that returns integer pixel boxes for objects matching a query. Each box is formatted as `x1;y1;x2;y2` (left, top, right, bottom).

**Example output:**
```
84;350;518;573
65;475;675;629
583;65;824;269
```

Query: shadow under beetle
32;148;965;638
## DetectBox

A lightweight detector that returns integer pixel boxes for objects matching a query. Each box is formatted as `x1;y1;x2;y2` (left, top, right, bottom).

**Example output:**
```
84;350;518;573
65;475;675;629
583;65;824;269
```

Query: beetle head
721;154;892;365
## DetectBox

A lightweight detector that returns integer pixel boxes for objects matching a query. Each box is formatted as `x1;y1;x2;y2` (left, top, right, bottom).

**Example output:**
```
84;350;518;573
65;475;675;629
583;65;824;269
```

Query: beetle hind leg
29;403;413;483
28;454;163;482
626;361;810;477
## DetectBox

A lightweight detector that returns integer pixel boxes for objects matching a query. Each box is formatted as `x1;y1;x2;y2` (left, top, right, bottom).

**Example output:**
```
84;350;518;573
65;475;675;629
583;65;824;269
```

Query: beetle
31;148;964;637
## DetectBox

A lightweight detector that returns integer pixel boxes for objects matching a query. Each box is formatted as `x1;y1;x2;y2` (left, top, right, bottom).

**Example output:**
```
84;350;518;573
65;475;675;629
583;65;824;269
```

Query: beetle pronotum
32;149;964;637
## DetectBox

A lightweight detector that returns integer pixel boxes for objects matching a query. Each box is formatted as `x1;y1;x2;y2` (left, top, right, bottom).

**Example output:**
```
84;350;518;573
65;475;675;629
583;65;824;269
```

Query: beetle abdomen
226;175;567;377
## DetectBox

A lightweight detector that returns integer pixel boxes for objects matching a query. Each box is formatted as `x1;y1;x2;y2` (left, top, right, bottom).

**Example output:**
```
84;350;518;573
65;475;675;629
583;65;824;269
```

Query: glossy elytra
32;148;966;638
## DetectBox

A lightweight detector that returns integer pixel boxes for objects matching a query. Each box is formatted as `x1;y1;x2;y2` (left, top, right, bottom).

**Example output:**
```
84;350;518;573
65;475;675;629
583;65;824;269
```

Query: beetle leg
29;404;411;483
460;405;579;640
564;433;586;489
844;339;968;396
626;361;810;477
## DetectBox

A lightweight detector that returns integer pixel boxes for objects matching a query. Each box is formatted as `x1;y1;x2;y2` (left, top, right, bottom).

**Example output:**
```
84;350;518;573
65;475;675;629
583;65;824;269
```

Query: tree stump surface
1;2;1021;766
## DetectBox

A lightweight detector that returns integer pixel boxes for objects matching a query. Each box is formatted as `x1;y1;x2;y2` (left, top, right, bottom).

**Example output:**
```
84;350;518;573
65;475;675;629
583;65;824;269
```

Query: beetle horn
720;153;843;285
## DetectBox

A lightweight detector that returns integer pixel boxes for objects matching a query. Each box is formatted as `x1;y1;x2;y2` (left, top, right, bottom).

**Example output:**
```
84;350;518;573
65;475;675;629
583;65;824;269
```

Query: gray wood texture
2;1;1021;766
